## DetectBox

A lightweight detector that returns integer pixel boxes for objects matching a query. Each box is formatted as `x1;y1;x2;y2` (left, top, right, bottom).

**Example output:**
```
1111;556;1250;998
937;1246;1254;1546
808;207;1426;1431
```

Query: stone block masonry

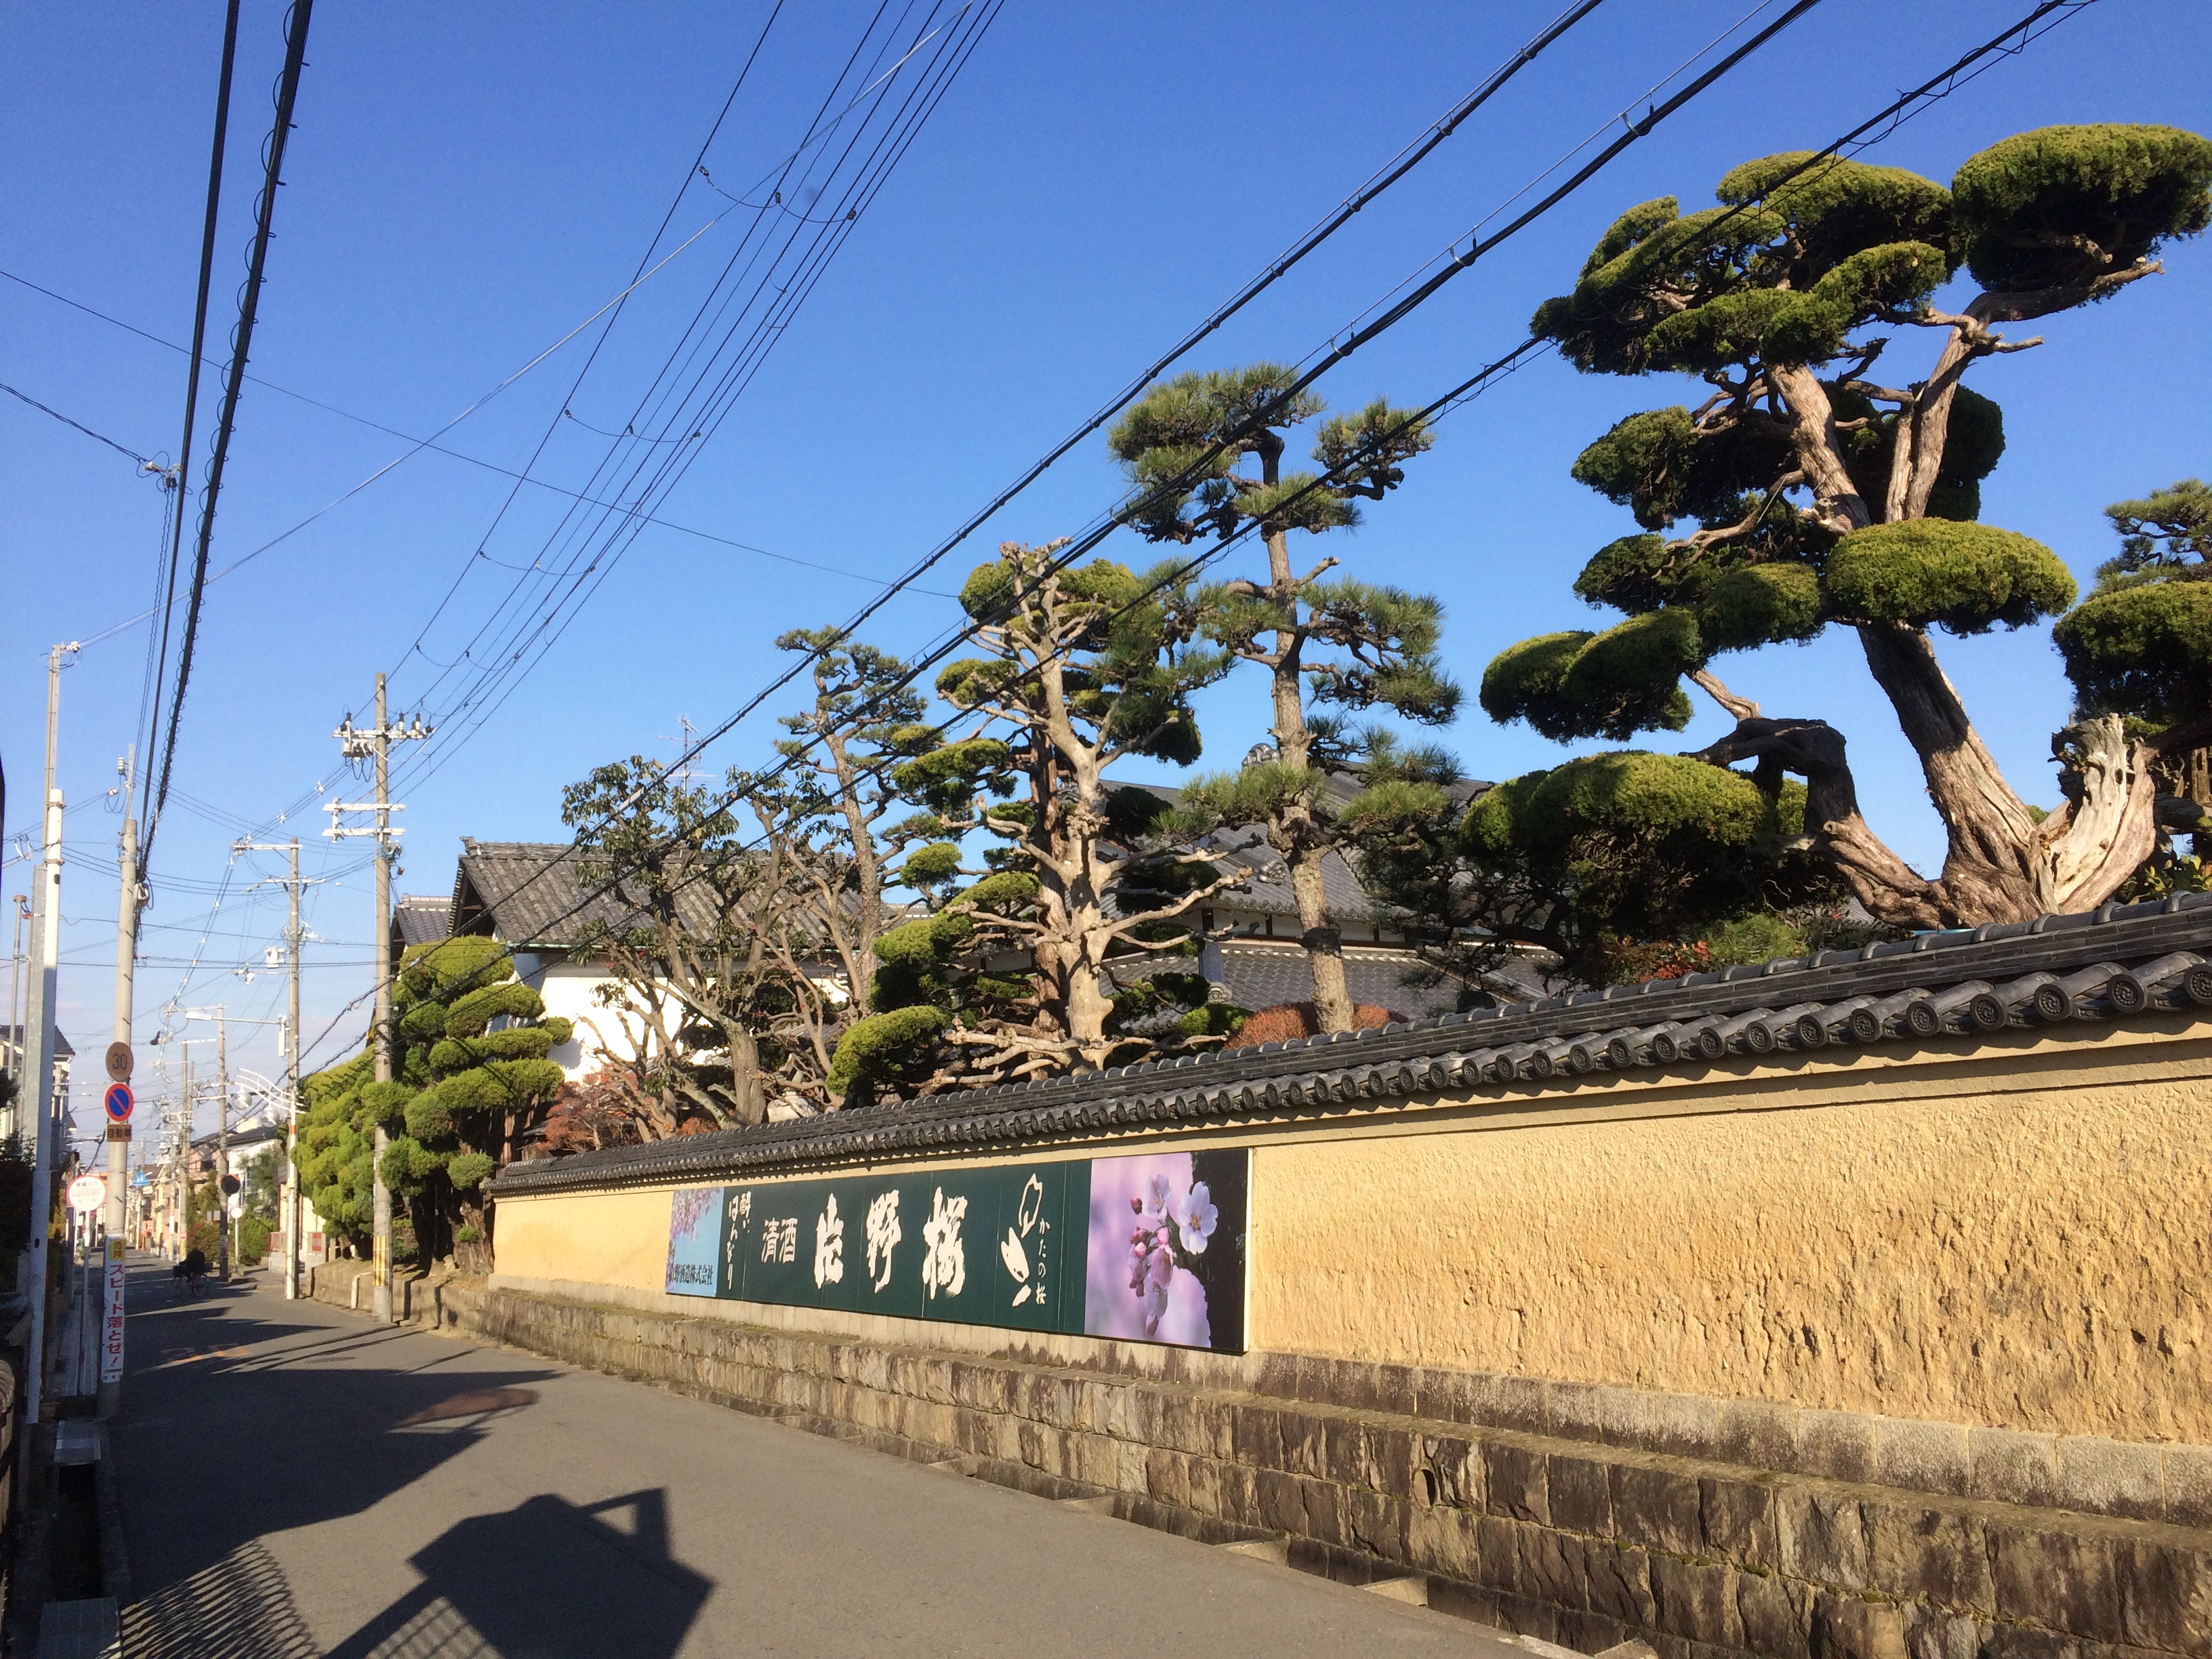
428;1282;2209;1659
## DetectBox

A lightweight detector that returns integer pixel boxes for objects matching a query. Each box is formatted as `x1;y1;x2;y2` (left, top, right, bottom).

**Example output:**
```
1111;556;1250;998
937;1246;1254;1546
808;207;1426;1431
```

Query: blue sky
5;0;2209;1139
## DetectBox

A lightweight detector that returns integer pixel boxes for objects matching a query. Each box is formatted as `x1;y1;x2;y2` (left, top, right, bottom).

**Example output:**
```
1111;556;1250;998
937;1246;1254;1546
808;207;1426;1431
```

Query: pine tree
294;1050;373;1254
1345;743;1850;991
1108;364;1457;1031
767;629;937;1024
1483;125;2212;928
829;540;1240;1097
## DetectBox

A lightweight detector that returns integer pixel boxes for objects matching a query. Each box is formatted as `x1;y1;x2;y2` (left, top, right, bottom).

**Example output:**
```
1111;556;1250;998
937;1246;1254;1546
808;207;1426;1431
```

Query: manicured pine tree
830;540;1240;1098
1482;125;2212;928
1107;364;1456;1032
295;1050;374;1254
380;936;567;1267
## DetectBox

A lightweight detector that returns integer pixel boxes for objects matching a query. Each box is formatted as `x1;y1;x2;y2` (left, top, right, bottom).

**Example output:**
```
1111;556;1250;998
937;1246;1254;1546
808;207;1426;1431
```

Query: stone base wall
443;1283;2208;1659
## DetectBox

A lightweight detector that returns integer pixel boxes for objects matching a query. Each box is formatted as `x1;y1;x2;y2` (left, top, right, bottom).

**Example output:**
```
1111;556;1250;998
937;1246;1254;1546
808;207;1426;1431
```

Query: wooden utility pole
100;747;141;1416
237;837;308;1298
329;674;428;1323
214;1008;228;1279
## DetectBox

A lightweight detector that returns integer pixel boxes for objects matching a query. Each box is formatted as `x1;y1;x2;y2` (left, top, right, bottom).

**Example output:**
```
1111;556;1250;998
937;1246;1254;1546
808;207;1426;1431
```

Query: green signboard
663;1149;1248;1352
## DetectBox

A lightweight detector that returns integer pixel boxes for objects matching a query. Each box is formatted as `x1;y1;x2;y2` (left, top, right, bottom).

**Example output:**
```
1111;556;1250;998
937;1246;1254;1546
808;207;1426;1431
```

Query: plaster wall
516;961;644;1080
1249;1065;2210;1445
493;1032;2212;1447
494;1181;670;1293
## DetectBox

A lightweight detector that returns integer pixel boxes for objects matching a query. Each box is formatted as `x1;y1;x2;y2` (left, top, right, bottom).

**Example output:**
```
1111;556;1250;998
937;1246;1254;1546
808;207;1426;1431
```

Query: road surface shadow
115;1264;583;1647
120;1538;321;1659
323;1490;710;1659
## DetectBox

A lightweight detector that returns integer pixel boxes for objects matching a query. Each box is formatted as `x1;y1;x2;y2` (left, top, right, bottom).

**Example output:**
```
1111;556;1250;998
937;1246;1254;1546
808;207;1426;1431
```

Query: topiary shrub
827;1005;951;1103
1822;520;2075;634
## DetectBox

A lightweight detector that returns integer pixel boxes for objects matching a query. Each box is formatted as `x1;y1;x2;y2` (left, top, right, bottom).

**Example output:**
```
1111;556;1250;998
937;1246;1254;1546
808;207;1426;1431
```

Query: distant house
394;840;740;1082
1110;773;1547;1017
0;1023;73;1141
398;793;1544;1082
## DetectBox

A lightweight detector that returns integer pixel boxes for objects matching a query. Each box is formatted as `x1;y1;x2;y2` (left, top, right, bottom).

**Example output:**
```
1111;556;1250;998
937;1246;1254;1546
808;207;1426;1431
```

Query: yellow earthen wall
493;1183;671;1295
493;1032;2212;1445
1250;1064;2211;1443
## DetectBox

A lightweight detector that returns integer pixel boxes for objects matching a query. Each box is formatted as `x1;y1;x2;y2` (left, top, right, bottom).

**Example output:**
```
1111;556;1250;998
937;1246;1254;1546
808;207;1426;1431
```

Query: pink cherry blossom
1170;1183;1218;1254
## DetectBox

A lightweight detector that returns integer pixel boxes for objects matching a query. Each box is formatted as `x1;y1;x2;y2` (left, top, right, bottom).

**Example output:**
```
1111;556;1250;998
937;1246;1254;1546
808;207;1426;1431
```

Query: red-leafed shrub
1233;1001;1404;1046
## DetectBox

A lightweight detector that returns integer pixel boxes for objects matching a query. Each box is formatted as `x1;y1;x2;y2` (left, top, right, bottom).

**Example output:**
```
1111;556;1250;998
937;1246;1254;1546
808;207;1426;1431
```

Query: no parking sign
104;1083;134;1123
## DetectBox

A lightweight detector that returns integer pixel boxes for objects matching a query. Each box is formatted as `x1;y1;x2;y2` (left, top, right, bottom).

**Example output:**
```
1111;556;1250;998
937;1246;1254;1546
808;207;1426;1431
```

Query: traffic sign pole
102;750;138;1419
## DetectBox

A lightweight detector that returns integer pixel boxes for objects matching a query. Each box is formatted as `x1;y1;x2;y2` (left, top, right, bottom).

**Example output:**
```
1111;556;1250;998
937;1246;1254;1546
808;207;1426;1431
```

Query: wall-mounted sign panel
663;1148;1247;1353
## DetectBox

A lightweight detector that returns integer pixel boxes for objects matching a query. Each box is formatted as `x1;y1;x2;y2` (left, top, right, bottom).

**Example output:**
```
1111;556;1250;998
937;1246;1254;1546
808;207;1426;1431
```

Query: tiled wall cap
492;894;2212;1194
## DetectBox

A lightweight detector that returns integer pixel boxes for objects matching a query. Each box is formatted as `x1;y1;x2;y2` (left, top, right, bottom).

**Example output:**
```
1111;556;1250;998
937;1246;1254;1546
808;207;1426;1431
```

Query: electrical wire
391;1;1004;783
0;382;158;468
397;0;972;714
141;0;242;861
9;272;956;611
58;6;980;659
397;0;1804;817
142;0;314;881
392;0;983;687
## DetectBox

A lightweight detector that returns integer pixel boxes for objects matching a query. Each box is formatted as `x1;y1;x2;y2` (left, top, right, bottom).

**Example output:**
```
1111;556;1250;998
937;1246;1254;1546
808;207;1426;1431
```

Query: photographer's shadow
326;1488;709;1659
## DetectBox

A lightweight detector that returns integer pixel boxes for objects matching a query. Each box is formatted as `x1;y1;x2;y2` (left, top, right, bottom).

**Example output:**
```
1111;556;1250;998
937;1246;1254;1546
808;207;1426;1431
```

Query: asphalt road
113;1261;1521;1658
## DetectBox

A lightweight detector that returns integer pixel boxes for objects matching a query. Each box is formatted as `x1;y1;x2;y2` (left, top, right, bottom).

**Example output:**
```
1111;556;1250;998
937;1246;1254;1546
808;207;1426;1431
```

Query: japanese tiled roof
449;840;913;951
393;893;454;949
490;890;2212;1195
449;840;735;948
1212;941;1467;1021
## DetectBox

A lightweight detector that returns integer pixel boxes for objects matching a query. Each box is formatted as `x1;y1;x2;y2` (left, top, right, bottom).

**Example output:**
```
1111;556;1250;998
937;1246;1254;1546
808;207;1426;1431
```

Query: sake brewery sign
664;1149;1248;1353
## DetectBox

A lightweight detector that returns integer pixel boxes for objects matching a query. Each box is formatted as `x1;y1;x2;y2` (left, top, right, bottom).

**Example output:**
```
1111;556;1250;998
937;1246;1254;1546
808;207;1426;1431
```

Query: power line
392;0;987;697
57;9;980;662
0;381;159;468
392;2;1004;781
400;0;1799;815
143;0;314;878
141;0;243;862
4;272;956;607
390;0;1698;812
391;0;796;671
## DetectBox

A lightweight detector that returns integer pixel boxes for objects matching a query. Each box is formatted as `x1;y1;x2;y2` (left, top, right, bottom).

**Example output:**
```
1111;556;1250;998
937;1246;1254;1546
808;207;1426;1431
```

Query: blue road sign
104;1082;134;1122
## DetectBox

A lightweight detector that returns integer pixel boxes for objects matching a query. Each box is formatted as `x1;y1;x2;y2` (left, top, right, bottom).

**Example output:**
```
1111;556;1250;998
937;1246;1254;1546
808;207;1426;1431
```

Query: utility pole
236;838;308;1298
23;642;78;1427
214;1008;228;1279
176;1048;190;1262
100;747;141;1417
329;674;429;1324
